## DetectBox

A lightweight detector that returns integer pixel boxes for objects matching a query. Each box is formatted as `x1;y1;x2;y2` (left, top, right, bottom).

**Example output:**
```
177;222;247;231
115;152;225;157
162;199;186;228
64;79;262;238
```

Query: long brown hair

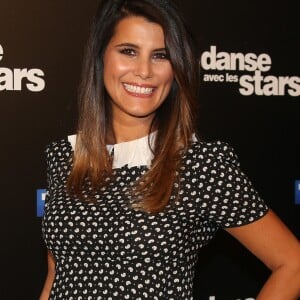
67;0;200;212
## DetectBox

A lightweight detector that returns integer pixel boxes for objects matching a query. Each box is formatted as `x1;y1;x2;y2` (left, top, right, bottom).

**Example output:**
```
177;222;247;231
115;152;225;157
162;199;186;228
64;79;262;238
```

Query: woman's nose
134;57;153;79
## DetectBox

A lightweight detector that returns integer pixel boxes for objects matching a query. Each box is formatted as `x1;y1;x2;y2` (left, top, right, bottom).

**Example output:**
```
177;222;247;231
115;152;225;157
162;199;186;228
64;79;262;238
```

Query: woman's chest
42;182;214;262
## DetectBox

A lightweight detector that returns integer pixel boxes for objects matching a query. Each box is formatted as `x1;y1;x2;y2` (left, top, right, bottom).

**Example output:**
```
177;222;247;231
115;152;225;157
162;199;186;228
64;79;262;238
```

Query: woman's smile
122;82;156;97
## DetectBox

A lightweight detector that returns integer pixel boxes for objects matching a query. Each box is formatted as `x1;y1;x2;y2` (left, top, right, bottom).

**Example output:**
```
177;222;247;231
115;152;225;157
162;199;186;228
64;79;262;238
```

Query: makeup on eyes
115;43;168;60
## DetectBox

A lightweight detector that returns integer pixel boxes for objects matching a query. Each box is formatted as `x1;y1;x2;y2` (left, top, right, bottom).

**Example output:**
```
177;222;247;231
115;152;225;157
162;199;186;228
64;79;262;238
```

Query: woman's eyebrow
115;42;139;48
115;42;166;52
153;48;167;52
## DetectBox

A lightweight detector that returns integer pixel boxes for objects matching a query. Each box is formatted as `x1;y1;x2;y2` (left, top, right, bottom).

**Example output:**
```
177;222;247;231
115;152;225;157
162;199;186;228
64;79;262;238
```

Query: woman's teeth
123;83;154;95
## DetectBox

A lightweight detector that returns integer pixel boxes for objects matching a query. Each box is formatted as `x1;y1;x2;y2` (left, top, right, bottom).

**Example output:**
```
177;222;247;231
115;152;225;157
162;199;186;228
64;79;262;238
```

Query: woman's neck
108;116;154;144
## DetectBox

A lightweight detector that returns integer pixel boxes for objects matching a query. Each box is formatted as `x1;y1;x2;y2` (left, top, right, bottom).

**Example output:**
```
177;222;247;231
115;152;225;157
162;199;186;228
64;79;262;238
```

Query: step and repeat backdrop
0;1;299;299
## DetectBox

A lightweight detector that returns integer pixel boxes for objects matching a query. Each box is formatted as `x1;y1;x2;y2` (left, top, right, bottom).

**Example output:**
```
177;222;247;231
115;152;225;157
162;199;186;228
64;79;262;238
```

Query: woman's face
103;16;174;126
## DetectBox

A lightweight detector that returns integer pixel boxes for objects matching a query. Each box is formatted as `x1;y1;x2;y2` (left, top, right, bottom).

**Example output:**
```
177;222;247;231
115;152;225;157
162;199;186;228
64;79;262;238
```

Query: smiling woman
103;16;174;133
40;0;300;299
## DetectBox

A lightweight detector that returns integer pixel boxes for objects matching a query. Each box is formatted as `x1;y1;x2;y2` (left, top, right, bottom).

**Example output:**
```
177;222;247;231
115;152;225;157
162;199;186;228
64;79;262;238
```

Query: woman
40;0;300;299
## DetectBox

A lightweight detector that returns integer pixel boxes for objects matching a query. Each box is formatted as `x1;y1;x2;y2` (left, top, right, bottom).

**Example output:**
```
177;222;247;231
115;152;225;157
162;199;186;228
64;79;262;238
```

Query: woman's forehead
109;16;165;47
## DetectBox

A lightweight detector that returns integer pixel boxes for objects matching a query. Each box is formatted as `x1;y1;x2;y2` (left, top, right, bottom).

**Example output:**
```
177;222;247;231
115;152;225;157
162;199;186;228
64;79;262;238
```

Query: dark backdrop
0;1;299;299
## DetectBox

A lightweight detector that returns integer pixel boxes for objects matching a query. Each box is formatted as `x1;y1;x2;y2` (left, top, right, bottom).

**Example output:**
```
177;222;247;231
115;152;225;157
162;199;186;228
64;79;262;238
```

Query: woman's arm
39;250;56;300
226;209;300;300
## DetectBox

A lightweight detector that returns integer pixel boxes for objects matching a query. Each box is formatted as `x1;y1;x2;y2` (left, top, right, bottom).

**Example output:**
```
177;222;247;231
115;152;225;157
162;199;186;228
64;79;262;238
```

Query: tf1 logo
295;181;300;205
36;189;46;217
209;297;254;300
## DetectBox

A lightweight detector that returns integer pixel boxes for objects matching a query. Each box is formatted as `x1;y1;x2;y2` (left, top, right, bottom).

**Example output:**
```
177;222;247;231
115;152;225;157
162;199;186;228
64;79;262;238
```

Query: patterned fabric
42;137;268;300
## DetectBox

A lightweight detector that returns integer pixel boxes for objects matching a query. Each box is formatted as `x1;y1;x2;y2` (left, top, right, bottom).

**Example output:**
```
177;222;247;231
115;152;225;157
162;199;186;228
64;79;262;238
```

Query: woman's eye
119;48;136;56
153;52;168;60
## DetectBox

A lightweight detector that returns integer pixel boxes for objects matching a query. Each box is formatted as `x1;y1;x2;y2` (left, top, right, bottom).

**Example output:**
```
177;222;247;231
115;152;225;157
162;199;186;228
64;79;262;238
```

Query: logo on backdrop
37;189;46;217
200;46;300;97
0;43;45;92
209;297;254;300
295;181;300;205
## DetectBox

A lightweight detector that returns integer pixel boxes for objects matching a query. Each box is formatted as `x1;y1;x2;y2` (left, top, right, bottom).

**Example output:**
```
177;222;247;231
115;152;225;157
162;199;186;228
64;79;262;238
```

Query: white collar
68;133;155;169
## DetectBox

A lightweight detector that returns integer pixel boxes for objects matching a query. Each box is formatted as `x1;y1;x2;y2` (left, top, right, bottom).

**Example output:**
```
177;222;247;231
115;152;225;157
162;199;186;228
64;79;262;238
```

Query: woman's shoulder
187;138;240;167
45;135;74;163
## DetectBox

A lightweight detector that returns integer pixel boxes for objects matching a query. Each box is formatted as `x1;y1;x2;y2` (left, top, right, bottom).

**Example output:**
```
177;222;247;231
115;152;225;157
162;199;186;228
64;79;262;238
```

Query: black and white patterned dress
42;134;268;300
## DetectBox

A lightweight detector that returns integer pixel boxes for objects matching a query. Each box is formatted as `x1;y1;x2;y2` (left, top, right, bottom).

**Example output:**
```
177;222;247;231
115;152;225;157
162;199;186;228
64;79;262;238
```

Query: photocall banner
0;1;298;299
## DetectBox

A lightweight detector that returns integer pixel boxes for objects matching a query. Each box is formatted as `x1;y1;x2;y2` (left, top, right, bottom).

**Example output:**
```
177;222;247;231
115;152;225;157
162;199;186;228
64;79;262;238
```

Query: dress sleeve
195;141;269;228
44;139;71;204
44;143;57;204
